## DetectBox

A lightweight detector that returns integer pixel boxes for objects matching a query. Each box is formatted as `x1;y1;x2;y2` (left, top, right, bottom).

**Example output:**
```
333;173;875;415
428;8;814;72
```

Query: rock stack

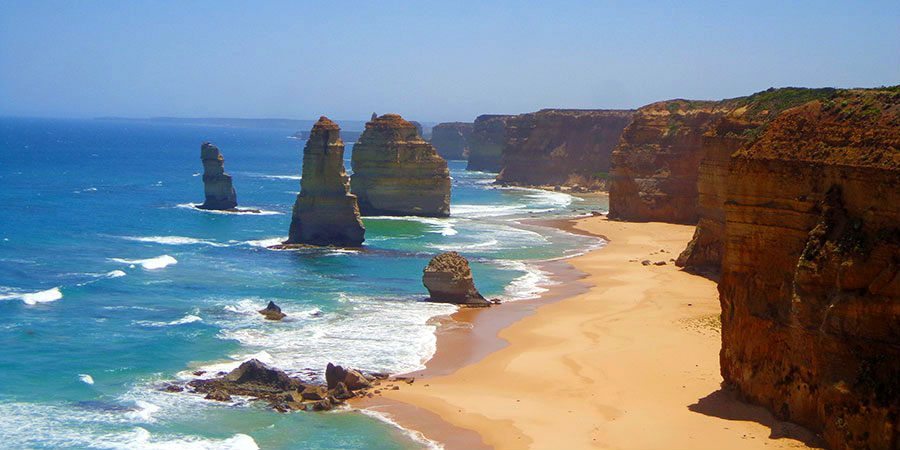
198;142;238;210
284;117;365;247
350;114;451;217
466;114;510;172
423;252;490;306
430;122;473;160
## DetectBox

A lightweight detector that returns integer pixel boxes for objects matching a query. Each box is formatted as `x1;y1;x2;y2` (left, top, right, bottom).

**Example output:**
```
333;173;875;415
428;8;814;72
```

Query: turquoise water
0;117;604;449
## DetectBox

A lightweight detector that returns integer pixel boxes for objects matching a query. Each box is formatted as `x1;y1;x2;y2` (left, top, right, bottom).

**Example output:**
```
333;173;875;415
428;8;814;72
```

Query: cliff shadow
688;388;826;448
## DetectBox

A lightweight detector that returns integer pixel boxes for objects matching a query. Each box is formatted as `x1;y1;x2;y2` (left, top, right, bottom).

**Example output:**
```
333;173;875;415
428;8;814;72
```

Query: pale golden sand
358;216;821;449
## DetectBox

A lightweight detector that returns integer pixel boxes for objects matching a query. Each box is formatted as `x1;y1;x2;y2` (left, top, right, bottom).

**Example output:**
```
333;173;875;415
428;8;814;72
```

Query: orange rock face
496;109;633;187
608;99;728;223
718;88;899;450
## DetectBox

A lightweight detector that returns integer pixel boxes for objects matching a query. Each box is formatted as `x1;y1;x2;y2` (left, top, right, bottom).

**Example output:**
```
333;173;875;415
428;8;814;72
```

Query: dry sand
358;216;822;449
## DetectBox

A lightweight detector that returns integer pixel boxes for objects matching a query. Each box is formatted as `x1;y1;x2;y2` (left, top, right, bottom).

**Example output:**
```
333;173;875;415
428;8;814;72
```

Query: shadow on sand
688;388;826;448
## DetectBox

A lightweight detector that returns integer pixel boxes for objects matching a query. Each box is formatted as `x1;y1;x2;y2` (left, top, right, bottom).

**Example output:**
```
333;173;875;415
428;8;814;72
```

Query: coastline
355;215;823;449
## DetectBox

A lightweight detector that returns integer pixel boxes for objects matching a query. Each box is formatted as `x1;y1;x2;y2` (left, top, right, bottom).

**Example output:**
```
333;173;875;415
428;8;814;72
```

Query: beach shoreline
354;215;823;449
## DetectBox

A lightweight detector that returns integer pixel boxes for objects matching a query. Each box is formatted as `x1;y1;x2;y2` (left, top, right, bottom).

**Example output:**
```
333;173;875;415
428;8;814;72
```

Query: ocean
0;117;605;449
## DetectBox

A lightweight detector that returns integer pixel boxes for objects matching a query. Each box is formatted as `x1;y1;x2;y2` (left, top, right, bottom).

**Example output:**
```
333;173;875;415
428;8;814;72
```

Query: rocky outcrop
466;114;511;172
430;122;473;160
285;117;365;247
258;301;286;321
187;359;376;412
496;109;633;188
197;142;238;210
350;114;451;217
677;88;838;271
608;100;729;223
423;252;490;306
718;88;899;450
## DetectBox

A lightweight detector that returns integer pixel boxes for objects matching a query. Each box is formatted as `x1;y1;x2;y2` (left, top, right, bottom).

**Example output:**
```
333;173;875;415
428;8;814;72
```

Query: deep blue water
0;117;604;449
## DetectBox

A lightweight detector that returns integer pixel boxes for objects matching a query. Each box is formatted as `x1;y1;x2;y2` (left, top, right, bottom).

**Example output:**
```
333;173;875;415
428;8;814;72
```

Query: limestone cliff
496;109;633;188
198;142;238;210
719;88;899;450
678;88;838;271
285;117;365;246
430;122;473;160
466;114;511;172
350;114;451;217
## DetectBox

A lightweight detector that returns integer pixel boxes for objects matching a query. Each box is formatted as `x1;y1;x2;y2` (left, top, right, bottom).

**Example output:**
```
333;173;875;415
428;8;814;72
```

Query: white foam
450;203;527;218
358;408;444;450
126;400;161;422
176;203;282;216
365;216;458;236
107;270;127;278
0;287;64;305
495;260;557;301
79;374;95;385
241;237;286;248
136;314;202;328
259;174;301;181
111;255;177;270
120;236;226;247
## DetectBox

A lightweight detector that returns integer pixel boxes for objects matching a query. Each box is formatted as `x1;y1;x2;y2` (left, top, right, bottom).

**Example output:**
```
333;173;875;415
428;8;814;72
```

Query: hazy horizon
2;0;898;122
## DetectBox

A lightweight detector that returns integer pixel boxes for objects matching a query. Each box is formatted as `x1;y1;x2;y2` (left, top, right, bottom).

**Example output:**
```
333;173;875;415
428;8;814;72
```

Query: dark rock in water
343;368;372;390
325;363;372;390
350;114;451;217
258;301;286;321
204;390;232;402
300;385;327;401
284;116;366;247
331;382;353;400
222;359;297;390
423;252;490;306
310;397;333;411
325;362;347;390
197;142;238;210
163;383;184;393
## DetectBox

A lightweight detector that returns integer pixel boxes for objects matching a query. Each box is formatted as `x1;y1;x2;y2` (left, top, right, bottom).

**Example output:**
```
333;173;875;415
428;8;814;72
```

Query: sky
1;0;898;122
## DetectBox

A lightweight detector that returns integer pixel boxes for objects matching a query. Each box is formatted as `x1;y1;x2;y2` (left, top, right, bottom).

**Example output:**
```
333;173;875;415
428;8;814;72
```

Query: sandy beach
359;215;823;449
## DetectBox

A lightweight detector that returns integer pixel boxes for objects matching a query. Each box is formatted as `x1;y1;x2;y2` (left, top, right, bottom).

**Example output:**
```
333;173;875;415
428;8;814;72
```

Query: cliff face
466;114;510;172
495;109;633;187
719;88;899;450
286;117;365;246
608;100;728;223
198;142;238;210
678;88;838;270
430;122;473;160
350;114;451;217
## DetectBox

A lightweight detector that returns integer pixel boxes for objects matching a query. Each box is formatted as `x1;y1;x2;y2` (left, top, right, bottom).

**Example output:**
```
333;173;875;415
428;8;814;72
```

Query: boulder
351;114;451;217
258;301;286;321
423;252;490;306
204;390;232;402
197;142;238;210
284;116;366;247
325;362;347;390
331;382;353;400
221;359;298;391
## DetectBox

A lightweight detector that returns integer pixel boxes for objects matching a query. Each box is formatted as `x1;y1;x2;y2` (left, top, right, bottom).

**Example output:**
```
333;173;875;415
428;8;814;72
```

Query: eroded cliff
496;109;633;188
430;122;473;160
466;114;511;172
350;114;451;217
719;87;899;450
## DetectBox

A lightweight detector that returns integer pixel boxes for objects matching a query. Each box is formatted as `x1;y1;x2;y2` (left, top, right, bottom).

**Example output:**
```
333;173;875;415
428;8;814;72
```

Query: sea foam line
119;236;227;247
175;203;282;216
111;255;178;270
0;287;63;305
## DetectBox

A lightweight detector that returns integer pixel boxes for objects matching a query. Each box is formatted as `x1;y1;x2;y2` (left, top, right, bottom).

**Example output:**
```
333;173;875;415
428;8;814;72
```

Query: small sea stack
350;114;451;217
423;252;490;306
258;301;286;321
197;142;238;210
283;117;365;247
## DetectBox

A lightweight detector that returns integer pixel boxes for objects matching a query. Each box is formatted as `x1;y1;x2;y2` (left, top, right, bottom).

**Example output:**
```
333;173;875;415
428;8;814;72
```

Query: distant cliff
496;109;633;188
718;87;899;450
466;115;511;172
430;122;473;160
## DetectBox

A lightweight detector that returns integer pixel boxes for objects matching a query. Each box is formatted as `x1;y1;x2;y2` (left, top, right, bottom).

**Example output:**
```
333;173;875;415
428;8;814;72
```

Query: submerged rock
258;301;286;321
350;114;451;217
197;142;238;210
284;116;365;247
423;252;490;306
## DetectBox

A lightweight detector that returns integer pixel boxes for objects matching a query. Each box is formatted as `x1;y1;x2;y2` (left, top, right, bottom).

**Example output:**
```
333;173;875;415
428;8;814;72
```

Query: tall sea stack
198;142;238;210
350;114;451;217
285;117;365;247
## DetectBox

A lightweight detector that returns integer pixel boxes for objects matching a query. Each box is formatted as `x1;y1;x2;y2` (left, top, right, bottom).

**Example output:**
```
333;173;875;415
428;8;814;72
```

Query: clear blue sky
1;0;897;122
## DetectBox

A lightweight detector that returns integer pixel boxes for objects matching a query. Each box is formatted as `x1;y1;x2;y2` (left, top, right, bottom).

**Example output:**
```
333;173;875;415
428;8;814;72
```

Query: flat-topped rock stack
284;117;365;247
430;122;473;160
197;142;238;210
497;109;634;188
466;114;511;172
350;114;451;217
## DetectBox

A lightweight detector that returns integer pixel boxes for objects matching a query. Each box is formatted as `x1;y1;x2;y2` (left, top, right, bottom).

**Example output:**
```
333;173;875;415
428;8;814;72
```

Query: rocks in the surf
197;142;238;210
325;362;372;390
204;390;231;402
325;362;346;389
423;252;490;306
350;114;451;217
258;301;286;321
284;116;366;247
